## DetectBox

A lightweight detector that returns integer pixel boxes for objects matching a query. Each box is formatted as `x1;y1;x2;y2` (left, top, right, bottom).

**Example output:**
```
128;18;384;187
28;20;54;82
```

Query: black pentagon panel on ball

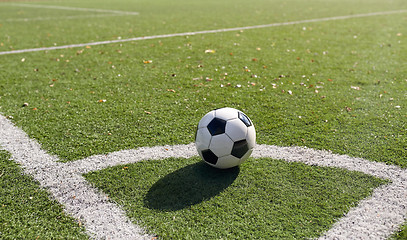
201;149;218;165
238;112;252;127
231;140;249;158
207;118;227;136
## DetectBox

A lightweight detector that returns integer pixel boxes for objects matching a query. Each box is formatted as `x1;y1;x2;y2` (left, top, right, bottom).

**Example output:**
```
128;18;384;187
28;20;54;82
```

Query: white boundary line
0;9;406;55
0;115;150;240
3;13;126;22
1;114;406;239
4;3;139;15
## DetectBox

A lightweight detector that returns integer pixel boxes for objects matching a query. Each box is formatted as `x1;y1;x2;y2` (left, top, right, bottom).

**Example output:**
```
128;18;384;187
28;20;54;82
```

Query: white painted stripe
1;9;406;56
1;113;406;239
0;115;150;240
67;143;198;174
3;13;123;22
5;3;139;15
69;143;407;239
319;181;407;239
253;145;407;239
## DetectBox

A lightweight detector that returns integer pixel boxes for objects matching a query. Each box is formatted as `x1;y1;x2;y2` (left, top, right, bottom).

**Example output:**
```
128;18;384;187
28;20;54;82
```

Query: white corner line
0;114;406;239
1;9;406;56
0;115;151;240
253;145;407;239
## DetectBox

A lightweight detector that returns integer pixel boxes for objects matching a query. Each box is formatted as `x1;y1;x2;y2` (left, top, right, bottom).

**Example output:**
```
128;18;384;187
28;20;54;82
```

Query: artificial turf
84;156;387;239
0;0;406;238
0;151;88;239
2;0;406;51
392;224;407;240
0;12;405;166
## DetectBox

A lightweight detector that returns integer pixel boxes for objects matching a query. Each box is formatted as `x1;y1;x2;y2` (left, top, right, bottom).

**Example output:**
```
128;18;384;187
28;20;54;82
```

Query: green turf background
0;0;406;238
85;157;387;239
393;224;407;239
1;0;407;50
1;12;405;165
0;150;87;239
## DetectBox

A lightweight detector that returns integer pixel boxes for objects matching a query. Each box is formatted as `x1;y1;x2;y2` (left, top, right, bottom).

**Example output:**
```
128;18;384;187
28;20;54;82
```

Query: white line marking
0;113;406;239
5;3;139;15
1;9;406;56
0;115;150;240
253;145;407;239
3;13;124;22
67;143;198;174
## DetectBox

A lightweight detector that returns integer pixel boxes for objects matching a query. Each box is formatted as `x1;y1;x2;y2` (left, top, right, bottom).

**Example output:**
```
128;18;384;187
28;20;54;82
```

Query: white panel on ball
225;118;248;141
246;126;256;149
195;127;212;150
209;134;234;157
217;155;240;169
215;107;238;120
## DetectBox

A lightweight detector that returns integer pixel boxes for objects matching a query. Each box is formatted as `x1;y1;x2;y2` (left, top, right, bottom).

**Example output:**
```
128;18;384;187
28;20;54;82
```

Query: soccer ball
195;107;256;169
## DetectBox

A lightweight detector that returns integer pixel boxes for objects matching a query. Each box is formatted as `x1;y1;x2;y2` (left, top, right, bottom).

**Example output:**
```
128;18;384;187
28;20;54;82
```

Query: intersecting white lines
0;114;406;239
0;115;150;240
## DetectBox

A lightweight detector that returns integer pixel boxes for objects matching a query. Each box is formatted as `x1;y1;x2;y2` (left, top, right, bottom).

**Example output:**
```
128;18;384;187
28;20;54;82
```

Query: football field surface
0;0;406;239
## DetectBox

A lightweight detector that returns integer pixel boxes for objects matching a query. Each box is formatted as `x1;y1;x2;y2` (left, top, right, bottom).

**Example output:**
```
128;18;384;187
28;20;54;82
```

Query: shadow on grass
144;161;239;211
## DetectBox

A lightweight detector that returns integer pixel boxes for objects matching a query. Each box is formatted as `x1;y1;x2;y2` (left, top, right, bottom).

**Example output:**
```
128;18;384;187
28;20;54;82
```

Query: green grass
392;224;407;240
84;157;386;239
0;0;406;238
0;150;87;239
0;12;405;165
1;0;406;51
